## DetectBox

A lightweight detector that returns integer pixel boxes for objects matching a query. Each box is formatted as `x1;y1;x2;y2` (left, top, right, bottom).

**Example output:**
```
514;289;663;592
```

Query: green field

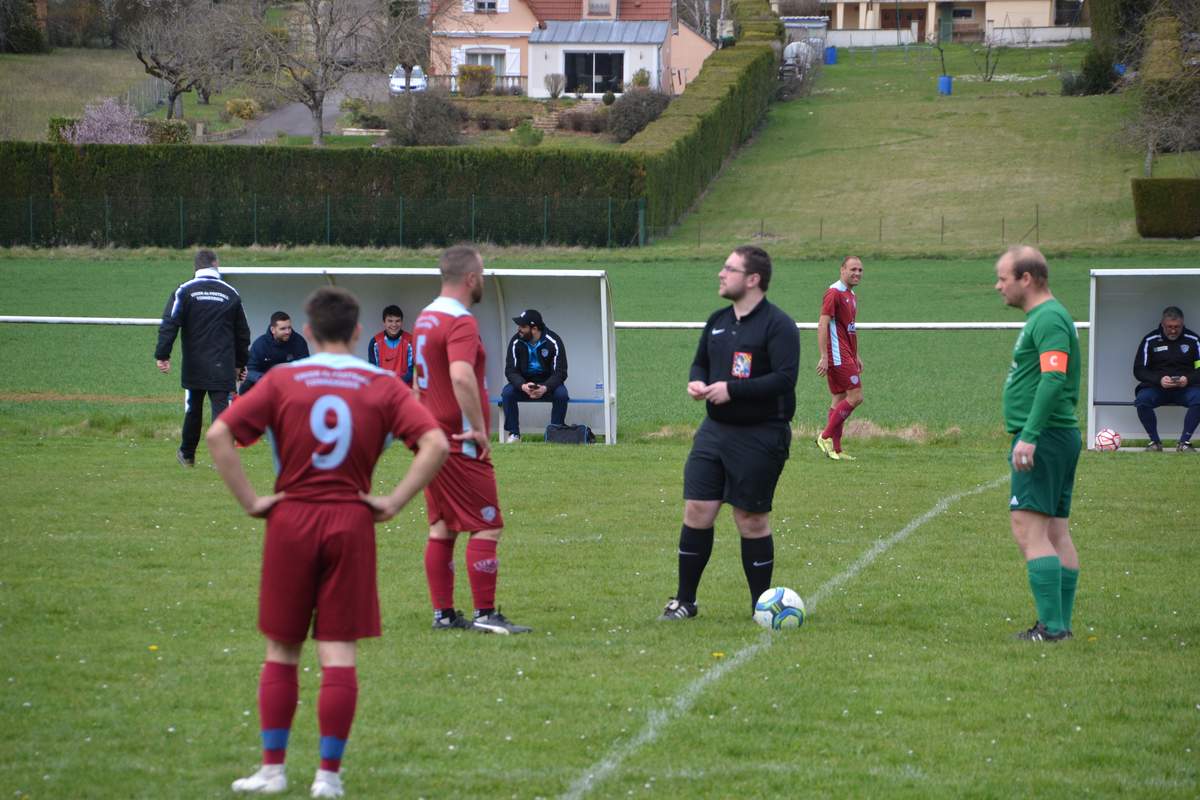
652;43;1200;256
1;253;1198;797
0;48;150;141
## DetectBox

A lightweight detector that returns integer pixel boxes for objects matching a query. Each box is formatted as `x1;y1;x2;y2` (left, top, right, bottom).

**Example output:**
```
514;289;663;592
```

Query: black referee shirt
690;297;800;425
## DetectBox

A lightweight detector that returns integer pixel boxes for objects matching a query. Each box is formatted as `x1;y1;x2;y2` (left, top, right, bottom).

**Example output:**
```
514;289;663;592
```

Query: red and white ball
1094;427;1121;451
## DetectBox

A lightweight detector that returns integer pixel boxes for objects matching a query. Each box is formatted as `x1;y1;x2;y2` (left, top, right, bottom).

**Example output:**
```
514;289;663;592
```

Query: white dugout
222;267;619;444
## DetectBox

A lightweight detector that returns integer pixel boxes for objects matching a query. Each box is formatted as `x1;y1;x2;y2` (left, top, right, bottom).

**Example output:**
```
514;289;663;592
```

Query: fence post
543;196;549;245
325;195;331;246
398;196;404;248
104;195;110;245
252;193;258;245
178;196;184;249
607;198;613;248
470;195;476;242
637;198;645;247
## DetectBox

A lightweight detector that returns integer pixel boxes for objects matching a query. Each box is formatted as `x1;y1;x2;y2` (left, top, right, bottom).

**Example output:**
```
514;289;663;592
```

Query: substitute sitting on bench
502;309;569;443
1133;305;1200;452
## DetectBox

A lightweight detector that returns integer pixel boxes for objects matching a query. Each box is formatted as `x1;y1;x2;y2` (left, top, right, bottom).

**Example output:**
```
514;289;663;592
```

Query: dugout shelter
1088;269;1200;449
223;267;618;443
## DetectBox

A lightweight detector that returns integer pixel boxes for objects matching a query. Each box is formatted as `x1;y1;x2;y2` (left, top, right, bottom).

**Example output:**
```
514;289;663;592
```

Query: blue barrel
823;46;837;65
937;74;953;95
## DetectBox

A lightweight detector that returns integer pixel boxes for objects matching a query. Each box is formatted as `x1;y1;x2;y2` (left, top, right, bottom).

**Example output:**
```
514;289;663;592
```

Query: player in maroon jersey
816;256;864;461
207;286;448;798
413;245;532;634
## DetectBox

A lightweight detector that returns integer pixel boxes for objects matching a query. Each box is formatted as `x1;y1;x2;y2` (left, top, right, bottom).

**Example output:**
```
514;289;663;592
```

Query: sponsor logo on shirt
731;351;752;378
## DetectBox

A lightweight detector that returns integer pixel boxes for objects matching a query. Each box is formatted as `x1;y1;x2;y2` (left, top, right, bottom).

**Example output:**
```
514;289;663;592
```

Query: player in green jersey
995;246;1082;643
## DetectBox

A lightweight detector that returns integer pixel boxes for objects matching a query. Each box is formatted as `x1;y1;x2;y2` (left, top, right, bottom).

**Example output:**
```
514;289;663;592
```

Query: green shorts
1008;427;1082;518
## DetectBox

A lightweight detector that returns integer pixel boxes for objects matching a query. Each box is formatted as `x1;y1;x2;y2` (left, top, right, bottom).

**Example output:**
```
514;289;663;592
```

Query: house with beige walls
814;0;1087;44
431;0;715;97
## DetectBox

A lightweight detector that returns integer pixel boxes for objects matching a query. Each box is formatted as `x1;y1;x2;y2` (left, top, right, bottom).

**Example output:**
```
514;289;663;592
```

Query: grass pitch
1;252;1198;797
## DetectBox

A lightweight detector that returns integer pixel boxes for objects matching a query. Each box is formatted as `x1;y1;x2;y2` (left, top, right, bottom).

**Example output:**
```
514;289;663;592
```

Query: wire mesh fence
0;195;647;248
123;77;172;117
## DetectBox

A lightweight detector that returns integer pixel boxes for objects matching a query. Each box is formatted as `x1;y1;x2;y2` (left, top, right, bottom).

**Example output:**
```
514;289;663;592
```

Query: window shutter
505;47;520;75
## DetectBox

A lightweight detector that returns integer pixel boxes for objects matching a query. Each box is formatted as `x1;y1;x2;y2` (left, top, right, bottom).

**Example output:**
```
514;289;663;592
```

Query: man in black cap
501;309;569;442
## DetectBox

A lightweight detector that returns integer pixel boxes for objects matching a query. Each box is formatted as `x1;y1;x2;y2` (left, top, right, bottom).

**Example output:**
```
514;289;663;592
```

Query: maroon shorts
424;453;504;532
259;500;380;643
826;362;863;395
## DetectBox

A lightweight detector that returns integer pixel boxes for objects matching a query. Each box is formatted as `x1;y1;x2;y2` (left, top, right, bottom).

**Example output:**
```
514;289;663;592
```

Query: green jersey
1002;297;1080;442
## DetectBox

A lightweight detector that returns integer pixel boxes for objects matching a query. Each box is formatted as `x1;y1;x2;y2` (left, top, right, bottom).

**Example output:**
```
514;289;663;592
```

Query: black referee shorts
683;417;791;514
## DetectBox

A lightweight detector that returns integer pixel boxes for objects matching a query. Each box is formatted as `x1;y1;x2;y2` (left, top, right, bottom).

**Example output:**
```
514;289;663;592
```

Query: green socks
1026;556;1064;635
1060;566;1079;633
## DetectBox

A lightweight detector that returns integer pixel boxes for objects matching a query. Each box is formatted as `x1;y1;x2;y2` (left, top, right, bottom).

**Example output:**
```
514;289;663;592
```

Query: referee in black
155;249;251;467
660;246;800;621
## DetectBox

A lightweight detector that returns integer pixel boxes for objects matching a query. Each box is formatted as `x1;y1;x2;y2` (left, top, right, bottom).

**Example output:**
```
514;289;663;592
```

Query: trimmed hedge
1131;178;1200;238
626;38;778;230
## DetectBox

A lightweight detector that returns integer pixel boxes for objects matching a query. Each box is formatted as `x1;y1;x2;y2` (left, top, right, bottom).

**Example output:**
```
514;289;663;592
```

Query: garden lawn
653;43;1151;256
0;48;150;141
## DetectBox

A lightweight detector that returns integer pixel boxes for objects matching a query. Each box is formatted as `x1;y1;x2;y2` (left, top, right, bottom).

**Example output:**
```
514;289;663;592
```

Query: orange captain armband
1039;350;1069;373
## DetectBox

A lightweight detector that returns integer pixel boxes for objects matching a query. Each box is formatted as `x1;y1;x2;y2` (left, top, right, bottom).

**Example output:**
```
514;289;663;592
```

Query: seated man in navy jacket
240;311;310;395
501;309;569;443
1133;305;1200;452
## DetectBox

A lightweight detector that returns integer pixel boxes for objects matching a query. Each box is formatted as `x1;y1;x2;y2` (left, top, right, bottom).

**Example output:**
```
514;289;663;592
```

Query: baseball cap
513;309;544;328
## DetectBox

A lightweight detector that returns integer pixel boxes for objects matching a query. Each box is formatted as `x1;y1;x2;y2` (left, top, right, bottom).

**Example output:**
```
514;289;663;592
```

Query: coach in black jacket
501;309;569;442
155;249;251;466
1133;305;1200;452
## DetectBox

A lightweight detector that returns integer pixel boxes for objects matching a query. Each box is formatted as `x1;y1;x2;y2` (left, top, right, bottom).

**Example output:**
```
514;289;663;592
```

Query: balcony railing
426;74;529;96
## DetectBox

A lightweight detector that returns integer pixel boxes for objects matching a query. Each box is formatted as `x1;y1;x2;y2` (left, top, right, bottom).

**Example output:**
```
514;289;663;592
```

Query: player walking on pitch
816;256;863;461
207;287;448;797
995;246;1082;643
414;246;532;634
660;246;801;620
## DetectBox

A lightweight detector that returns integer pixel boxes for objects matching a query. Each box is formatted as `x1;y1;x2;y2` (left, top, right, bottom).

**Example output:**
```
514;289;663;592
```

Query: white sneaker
504;433;521;444
311;769;344;798
231;764;287;794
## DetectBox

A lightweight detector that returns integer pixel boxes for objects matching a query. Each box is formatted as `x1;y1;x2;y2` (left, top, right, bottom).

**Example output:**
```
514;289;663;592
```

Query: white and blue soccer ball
753;587;806;630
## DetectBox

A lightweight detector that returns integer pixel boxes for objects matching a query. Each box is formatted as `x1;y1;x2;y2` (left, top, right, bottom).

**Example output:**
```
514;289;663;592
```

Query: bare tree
224;0;411;146
970;33;1006;81
125;2;212;119
1120;0;1200;175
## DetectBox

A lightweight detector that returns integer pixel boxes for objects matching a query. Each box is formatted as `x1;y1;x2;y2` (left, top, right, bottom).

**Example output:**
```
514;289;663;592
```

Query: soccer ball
1094;427;1121;451
753;587;806;630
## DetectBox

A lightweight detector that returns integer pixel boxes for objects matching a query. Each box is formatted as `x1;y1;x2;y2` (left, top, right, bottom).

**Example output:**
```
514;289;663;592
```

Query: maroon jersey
821;280;858;368
221;352;438;502
413;296;491;459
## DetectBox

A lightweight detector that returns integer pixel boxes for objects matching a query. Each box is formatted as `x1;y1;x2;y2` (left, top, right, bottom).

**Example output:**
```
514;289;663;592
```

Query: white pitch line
560;474;1008;800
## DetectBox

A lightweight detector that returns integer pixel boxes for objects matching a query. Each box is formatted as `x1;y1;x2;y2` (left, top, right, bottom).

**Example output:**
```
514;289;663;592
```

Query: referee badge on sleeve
732;351;752;378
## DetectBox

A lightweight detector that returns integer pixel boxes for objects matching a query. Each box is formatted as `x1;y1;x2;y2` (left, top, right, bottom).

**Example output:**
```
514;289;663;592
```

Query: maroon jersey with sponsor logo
412;296;491;459
821;280;858;367
220;352;437;501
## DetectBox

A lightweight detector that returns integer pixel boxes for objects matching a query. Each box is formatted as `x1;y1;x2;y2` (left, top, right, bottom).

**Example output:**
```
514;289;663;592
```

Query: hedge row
626;41;779;230
1131;178;1200;238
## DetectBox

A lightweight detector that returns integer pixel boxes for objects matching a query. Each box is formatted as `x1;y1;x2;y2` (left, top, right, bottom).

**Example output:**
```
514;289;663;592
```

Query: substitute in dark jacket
500;309;569;442
1133;306;1200;452
659;246;801;623
155;249;251;466
240;310;310;395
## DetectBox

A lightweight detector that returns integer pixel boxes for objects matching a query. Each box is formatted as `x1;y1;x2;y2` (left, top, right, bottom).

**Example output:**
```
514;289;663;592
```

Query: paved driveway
223;74;389;144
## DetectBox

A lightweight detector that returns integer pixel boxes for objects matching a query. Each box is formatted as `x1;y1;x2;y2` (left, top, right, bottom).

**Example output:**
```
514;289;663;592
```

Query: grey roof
529;20;669;44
